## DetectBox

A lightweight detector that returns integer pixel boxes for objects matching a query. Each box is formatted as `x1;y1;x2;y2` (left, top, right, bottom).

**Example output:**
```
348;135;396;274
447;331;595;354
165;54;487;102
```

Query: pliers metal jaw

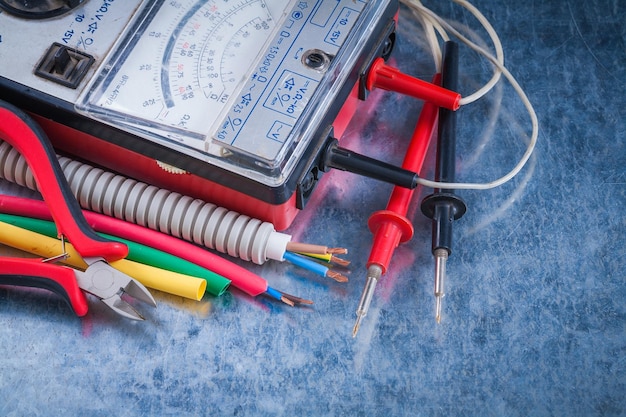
0;99;156;320
76;260;157;320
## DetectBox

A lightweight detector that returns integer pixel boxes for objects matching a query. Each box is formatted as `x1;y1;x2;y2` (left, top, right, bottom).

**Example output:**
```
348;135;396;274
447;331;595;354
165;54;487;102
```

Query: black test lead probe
318;58;461;192
321;137;420;189
420;41;466;323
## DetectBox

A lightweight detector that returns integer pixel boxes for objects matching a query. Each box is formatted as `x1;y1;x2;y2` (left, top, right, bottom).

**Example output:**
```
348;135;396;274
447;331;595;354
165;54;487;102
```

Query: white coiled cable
0;140;291;264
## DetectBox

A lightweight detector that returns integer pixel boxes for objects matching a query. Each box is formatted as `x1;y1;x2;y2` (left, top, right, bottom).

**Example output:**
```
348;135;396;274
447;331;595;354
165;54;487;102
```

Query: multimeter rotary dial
0;0;85;19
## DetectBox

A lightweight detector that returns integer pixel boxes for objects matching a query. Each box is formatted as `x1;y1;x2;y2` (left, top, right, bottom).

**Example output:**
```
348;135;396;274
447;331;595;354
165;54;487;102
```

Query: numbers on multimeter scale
163;0;275;116
79;0;371;169
82;0;278;147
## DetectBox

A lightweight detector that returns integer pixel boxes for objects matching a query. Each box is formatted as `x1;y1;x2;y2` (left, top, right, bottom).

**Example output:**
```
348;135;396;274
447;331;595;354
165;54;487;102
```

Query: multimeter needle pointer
421;41;466;324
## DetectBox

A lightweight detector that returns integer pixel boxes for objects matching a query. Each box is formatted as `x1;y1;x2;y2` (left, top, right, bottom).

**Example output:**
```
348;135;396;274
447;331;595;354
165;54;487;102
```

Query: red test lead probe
319;61;460;193
352;75;441;337
367;57;460;111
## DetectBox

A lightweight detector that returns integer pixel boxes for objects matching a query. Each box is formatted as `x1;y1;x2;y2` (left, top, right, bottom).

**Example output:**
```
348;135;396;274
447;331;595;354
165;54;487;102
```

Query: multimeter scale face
0;0;397;211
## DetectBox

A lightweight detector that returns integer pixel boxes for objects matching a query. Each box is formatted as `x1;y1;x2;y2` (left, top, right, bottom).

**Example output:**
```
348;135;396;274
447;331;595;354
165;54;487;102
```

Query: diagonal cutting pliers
0;99;156;320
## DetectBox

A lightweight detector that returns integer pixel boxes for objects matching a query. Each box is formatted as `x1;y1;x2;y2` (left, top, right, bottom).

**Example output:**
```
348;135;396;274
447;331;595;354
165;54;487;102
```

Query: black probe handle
322;138;419;189
435;41;460;189
421;41;466;254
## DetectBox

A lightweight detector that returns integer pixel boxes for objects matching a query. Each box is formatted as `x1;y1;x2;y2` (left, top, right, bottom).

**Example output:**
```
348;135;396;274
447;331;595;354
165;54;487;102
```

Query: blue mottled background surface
1;0;625;416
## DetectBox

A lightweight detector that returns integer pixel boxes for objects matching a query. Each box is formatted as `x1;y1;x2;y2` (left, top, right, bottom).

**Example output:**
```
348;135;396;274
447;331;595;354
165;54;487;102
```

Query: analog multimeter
0;0;398;229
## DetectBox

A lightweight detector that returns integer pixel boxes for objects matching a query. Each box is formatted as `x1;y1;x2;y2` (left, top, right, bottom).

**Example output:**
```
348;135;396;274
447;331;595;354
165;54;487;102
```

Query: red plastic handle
0;101;128;262
0;258;89;316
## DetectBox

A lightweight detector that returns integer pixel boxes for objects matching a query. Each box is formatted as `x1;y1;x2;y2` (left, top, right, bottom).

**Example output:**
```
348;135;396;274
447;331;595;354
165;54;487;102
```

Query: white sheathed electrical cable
0;143;291;265
416;0;505;105
400;0;538;191
402;0;504;104
452;0;504;105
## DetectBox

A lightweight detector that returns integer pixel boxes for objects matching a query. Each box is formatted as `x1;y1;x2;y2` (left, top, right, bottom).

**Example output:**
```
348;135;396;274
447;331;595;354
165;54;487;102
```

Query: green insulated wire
0;213;231;297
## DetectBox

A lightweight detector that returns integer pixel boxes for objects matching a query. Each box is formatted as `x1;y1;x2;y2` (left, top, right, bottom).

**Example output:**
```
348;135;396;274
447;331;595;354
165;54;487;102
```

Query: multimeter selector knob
0;0;86;19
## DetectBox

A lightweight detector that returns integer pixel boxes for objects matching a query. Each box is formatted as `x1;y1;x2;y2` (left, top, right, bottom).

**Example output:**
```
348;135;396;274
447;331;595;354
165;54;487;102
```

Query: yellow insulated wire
0;221;206;301
298;252;351;267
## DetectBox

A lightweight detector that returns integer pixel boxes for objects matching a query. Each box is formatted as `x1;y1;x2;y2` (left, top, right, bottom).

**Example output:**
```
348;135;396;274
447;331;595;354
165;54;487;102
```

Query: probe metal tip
352;313;364;338
352;264;382;338
435;295;442;324
434;248;448;324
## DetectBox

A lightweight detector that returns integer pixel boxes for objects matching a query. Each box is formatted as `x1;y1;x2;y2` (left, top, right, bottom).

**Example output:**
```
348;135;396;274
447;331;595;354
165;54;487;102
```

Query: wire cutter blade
75;261;156;320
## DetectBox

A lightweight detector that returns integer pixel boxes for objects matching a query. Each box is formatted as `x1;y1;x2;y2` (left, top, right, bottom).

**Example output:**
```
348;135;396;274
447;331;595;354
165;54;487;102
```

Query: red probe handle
0;258;89;316
367;211;414;274
0;101;128;263
367;58;461;110
366;75;441;273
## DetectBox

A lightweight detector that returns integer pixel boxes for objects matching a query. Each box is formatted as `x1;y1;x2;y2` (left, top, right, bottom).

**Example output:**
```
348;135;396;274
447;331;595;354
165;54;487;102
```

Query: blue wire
283;251;328;277
265;286;283;301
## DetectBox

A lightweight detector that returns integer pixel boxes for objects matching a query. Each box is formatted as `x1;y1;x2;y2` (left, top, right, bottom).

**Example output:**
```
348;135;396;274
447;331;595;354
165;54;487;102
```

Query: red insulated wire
0;195;269;297
366;75;441;274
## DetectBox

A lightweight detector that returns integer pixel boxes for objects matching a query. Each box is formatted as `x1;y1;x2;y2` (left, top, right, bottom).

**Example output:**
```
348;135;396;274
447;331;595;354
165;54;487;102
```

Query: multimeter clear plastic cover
76;0;392;187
